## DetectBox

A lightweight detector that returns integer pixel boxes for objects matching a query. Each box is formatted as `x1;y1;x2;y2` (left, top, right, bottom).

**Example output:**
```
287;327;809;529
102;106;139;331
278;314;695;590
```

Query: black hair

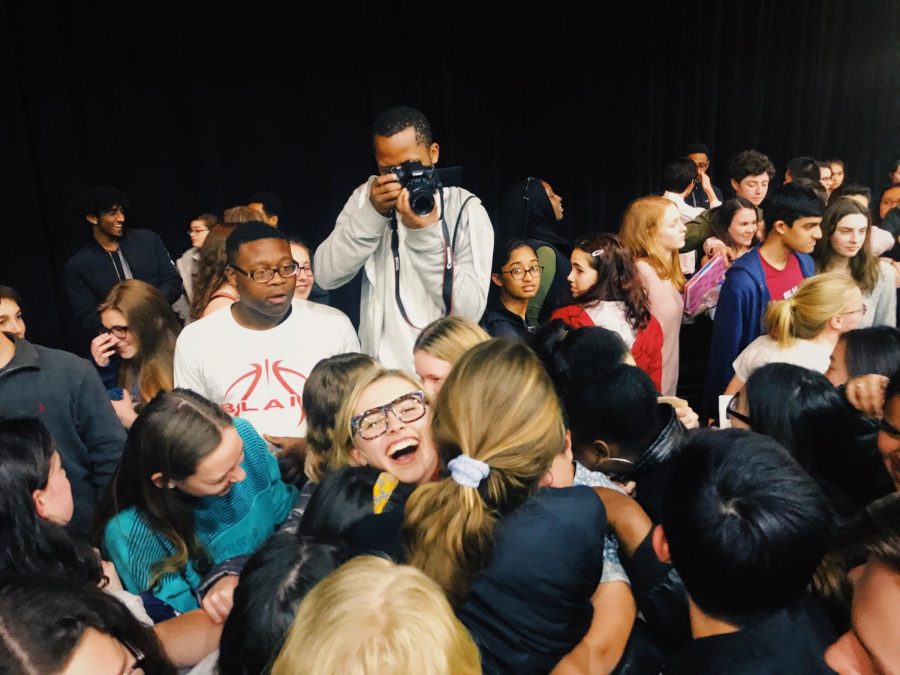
531;320;630;393
562;364;661;462
661;158;698;193
761;183;825;234
0;418;103;584
744;364;852;471
70;185;131;217
0;575;176;673
298;465;385;544
491;237;536;274
709;197;759;249
225;221;290;266
728;150;775;182
663;429;832;626
684;142;709;157
828;183;872;206
786;156;821;182
218;533;345;675
370;106;433;147
888;157;900;183
840;327;900;380
248;192;285;219
744;364;896;515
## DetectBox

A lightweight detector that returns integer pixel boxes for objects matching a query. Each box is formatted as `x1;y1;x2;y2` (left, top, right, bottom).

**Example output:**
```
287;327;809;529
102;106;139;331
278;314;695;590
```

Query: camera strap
390;189;476;330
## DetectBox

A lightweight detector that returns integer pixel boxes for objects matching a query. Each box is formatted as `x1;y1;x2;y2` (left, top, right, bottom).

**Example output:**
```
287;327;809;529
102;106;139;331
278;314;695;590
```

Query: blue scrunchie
448;455;491;488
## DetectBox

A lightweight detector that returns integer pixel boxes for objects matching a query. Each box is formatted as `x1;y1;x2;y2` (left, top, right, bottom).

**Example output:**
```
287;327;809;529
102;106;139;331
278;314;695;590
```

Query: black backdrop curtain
2;0;898;349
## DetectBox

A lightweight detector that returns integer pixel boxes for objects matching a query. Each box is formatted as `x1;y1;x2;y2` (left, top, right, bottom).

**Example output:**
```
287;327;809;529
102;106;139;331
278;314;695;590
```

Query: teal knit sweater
103;417;297;613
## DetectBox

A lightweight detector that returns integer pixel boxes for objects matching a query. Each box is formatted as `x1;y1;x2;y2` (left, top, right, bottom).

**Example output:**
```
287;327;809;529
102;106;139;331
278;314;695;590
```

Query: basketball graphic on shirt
222;359;307;428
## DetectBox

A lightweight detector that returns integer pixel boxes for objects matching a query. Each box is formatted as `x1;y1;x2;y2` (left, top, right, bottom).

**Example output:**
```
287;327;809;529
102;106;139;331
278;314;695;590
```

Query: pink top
635;260;684;395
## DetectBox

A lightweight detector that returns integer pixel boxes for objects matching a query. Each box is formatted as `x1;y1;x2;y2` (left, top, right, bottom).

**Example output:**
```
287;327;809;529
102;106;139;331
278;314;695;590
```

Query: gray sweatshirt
0;336;126;535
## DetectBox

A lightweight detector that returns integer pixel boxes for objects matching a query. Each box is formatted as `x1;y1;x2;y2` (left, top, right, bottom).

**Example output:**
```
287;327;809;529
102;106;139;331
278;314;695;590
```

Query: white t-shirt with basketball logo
174;299;360;437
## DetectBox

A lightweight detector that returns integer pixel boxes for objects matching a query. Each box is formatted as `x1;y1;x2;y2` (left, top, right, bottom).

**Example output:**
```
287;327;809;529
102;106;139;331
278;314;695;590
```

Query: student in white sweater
314;107;493;372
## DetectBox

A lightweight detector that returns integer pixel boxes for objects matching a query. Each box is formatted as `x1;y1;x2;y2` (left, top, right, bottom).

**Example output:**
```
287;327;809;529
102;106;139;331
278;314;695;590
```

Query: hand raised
369;174;403;216
90;333;117;367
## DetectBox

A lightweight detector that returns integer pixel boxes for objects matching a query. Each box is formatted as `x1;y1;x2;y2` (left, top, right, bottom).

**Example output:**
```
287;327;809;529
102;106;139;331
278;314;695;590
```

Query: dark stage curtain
2;1;898;349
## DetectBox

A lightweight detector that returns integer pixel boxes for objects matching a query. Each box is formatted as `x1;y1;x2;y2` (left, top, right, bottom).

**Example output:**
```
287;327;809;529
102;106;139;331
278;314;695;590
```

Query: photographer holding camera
315;106;493;370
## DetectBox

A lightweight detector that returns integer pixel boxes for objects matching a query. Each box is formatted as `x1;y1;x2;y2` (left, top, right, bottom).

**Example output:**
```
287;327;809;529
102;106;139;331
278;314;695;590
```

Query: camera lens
408;181;436;215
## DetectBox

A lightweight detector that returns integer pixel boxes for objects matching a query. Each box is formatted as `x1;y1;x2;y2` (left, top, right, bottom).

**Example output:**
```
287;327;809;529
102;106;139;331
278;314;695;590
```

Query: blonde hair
303;353;378;482
328;368;424;474
413;317;490;365
222;205;266;223
765;272;862;347
272;556;481;675
619;195;686;291
403;339;565;605
97;280;181;404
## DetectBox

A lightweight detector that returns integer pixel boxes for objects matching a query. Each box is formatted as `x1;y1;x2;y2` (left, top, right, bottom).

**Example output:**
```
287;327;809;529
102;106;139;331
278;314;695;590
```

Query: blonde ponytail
764;272;862;347
765;297;798;346
403;339;565;605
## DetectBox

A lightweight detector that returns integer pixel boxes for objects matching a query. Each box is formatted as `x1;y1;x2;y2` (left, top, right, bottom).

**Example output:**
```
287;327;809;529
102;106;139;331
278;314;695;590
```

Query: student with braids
403;339;619;674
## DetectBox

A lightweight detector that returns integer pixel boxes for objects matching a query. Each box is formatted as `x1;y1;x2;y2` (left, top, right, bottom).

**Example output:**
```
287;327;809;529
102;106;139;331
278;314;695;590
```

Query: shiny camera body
387;160;439;215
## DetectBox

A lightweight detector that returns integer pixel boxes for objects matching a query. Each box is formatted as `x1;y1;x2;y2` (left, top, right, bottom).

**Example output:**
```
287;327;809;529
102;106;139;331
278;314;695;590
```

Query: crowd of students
1;106;900;673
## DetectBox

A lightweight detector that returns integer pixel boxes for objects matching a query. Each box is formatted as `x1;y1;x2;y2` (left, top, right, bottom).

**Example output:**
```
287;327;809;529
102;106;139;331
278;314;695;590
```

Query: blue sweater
703;249;815;417
103;417;297;613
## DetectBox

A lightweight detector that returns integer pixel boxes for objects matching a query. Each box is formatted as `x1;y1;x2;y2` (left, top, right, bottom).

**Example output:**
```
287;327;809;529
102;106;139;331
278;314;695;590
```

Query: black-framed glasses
296;264;313;277
121;640;145;674
500;264;544;280
230;262;299;284
725;395;751;426
187;227;209;235
351;391;427;440
99;325;128;339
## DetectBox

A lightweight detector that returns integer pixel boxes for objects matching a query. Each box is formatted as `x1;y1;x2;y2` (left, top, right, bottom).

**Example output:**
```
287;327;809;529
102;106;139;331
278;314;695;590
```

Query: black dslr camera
387;160;440;216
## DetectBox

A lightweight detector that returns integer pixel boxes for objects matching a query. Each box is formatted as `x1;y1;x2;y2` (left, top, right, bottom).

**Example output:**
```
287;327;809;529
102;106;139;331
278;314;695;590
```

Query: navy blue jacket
703;249;815;418
458;487;606;675
63;228;183;338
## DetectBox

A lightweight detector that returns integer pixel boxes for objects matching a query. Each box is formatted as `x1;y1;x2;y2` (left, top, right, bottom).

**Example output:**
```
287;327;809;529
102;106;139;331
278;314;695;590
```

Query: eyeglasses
230;262;299;283
725;395;751;426
99;325;128;339
121;640;145;674
499;265;544;280
840;305;868;317
187;227;209;235
296;264;313;277
694;162;710;170
351;391;427;440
